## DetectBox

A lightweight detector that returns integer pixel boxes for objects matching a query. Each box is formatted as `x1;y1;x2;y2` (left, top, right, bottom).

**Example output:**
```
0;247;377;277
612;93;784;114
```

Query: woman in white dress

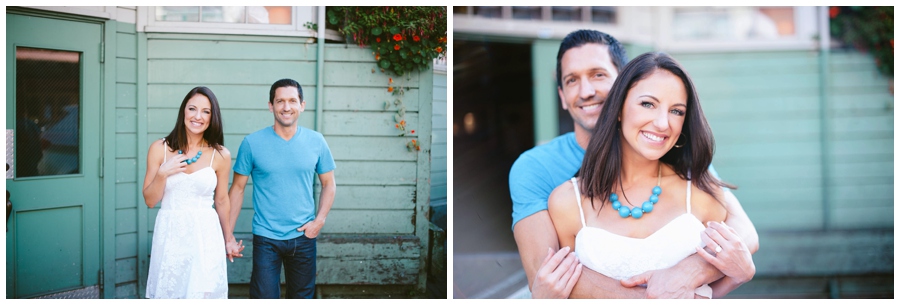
548;52;755;298
142;86;244;298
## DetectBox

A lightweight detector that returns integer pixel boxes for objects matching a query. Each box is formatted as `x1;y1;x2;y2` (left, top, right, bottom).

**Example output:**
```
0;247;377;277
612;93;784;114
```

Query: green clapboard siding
670;48;893;278
431;72;448;200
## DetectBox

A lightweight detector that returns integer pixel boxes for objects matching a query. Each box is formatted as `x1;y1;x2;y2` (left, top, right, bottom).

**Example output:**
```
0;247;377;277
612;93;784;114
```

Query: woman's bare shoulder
691;182;727;224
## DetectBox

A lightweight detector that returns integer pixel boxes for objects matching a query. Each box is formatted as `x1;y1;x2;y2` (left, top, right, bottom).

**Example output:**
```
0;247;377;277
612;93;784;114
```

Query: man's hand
696;221;755;284
620;267;701;299
297;218;325;238
531;247;583;299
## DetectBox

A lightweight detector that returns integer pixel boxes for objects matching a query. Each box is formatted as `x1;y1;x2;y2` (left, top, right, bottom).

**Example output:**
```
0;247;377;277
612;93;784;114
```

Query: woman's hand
156;153;188;178
531;246;583;298
695;221;755;284
225;239;245;262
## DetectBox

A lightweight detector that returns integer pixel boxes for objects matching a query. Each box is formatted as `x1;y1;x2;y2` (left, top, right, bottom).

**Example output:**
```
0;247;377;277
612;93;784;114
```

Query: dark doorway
453;39;534;254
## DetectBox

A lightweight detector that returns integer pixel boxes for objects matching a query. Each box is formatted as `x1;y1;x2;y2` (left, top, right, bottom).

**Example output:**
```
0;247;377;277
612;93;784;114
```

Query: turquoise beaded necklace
610;163;662;219
177;148;203;165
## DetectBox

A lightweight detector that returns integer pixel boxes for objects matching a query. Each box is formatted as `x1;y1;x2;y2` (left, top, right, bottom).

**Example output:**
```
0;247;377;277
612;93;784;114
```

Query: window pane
474;6;502;18
156;6;200;22
512;6;542;20
262;6;291;25
201;6;246;23
591;6;616;24
673;7;794;40
15;47;81;177
453;6;470;15
552;6;581;22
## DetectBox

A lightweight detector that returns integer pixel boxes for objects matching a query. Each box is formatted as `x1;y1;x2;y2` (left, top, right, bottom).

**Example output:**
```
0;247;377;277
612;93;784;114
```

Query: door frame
6;7;118;299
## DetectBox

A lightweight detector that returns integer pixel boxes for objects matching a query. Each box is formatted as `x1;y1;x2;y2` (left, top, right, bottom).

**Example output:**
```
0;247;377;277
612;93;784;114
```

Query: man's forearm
315;183;336;221
570;268;646;298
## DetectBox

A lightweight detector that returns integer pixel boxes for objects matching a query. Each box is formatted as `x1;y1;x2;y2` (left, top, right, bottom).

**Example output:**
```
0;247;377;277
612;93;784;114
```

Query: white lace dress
146;149;228;299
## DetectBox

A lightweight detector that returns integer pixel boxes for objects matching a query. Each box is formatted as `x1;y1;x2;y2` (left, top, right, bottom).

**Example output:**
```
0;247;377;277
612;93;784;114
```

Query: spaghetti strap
162;139;167;163
570;178;586;228
685;179;692;214
209;148;216;167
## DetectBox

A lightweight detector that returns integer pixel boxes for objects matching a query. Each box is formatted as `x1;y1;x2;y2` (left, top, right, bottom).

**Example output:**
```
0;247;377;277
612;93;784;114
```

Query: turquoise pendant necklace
178;149;203;165
610;164;662;219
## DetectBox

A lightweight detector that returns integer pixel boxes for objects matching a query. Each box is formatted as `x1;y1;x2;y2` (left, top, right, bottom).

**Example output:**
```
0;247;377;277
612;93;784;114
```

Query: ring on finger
714;245;722;253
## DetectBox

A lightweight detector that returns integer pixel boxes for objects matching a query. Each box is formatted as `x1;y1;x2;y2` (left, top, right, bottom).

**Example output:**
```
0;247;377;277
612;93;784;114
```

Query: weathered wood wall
674;50;893;281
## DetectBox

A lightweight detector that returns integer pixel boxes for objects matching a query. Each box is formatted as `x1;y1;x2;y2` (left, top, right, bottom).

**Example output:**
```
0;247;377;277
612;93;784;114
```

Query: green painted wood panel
115;182;137;209
334;160;417;186
148;84;318;110
116;83;137;108
115;159;138;183
116;108;137;133
115;133;137;159
115;258;137;283
115;283;137;299
322;112;419;136
324;62;420;87
322;44;383;62
117;58;137;83
332;185;416;210
324;87;420;111
115;208;137;234
115;233;137;259
148;39;316;61
116;32;136;59
116;20;136;34
754;230;892;276
328;136;418;161
531;39;561;144
323;210;415;234
148;59;316;85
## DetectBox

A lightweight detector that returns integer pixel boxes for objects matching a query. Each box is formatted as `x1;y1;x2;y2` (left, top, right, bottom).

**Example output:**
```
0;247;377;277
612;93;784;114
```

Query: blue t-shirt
233;125;336;240
509;132;585;230
509;132;723;230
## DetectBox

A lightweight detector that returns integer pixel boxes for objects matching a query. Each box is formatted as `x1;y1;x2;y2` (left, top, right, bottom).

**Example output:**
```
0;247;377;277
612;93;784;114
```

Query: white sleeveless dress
570;177;713;298
146;143;228;299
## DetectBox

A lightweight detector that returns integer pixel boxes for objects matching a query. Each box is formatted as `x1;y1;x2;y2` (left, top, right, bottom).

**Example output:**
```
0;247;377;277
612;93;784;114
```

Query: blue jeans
250;234;317;299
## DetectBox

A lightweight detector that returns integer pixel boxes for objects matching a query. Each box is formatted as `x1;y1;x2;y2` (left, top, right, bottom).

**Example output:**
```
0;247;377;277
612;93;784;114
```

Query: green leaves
328;6;448;77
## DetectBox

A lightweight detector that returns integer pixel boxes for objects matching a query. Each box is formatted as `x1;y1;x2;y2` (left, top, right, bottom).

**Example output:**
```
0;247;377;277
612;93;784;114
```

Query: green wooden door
6;13;102;298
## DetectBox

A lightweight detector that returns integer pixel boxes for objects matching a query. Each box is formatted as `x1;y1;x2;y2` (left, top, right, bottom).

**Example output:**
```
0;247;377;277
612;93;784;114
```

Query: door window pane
673;7;795;40
156;6;200;22
15;47;81;177
552;6;581;21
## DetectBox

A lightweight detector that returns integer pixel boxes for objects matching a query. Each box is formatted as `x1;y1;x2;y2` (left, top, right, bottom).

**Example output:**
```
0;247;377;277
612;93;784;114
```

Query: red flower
413;35;420;42
410;130;415;134
388;87;394;92
393;34;402;41
394;44;401;51
375;54;380;60
435;46;443;53
389;77;393;83
376;37;381;43
829;7;839;19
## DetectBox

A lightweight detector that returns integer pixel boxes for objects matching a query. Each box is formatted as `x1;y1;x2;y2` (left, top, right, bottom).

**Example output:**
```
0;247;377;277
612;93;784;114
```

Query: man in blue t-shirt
228;78;336;299
509;30;759;298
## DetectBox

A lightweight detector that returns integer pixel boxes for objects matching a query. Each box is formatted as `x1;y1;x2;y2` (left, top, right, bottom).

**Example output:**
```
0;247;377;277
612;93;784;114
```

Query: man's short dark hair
555;30;628;89
269;78;303;103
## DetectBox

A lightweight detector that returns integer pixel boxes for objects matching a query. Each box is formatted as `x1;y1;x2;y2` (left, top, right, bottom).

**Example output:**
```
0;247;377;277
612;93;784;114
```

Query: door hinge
98;269;104;292
100;42;105;63
99;157;103;178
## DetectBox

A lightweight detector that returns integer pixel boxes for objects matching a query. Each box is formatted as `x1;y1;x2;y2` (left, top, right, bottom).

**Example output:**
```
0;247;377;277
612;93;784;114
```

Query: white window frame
655;6;820;53
137;6;341;40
